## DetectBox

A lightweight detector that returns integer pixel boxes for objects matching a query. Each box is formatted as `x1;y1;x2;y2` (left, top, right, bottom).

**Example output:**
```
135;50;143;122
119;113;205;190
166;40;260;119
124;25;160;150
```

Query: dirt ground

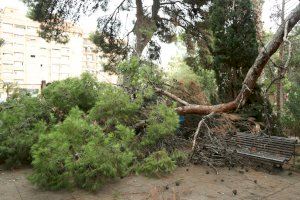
0;165;300;200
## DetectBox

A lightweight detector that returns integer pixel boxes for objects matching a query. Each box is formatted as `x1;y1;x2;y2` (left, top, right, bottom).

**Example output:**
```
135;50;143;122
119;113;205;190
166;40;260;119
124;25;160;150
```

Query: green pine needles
137;149;176;177
0;94;50;168
1;62;181;191
29;108;135;191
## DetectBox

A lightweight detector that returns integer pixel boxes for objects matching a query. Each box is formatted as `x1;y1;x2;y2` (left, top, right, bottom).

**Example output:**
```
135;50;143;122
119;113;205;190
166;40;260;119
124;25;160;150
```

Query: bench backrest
226;132;297;157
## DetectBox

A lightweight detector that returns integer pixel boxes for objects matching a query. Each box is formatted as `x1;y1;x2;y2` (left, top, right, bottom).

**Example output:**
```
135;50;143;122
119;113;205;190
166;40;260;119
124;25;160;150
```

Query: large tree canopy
210;0;259;103
23;0;300;120
23;0;209;65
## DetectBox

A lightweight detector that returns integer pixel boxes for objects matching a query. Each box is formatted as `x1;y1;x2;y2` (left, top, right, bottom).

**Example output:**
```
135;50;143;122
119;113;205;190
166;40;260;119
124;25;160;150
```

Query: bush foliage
1;61;181;191
142;104;179;147
0;94;50;168
282;85;300;136
42;73;100;118
88;85;140;128
137;149;176;177
30;108;134;191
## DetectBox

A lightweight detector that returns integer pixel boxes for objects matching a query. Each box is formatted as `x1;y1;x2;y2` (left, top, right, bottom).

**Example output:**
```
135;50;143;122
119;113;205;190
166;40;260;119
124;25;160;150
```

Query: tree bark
252;0;264;48
276;0;286;118
175;3;300;115
134;0;161;56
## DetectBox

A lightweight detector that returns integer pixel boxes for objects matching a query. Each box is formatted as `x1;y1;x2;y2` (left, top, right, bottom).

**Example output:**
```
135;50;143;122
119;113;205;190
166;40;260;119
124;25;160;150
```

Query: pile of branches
190;130;241;173
188;113;259;173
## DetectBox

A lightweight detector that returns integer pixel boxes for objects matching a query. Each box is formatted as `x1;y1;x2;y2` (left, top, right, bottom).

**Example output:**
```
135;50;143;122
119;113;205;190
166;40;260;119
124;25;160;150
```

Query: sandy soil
0;165;300;200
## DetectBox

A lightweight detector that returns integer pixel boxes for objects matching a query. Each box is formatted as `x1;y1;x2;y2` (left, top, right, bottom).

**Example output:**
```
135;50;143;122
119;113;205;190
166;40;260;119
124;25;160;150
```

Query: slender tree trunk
134;0;160;56
135;0;146;55
252;0;264;48
276;0;286;118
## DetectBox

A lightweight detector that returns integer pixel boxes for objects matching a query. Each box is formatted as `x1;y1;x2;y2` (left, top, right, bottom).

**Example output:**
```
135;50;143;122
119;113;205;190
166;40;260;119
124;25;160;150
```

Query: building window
27;26;38;35
14;34;25;39
40;47;49;56
15;25;26;35
26;37;37;42
60;64;69;72
52;57;61;64
2;42;13;48
1;72;13;81
14;79;24;85
1;23;13;29
14;61;24;68
3;63;13;69
14;70;24;78
2;53;13;61
14;52;24;59
52;48;61;57
52;65;60;73
14;43;24;48
2;32;13;40
15;25;26;29
61;55;70;63
1;23;13;33
62;47;70;53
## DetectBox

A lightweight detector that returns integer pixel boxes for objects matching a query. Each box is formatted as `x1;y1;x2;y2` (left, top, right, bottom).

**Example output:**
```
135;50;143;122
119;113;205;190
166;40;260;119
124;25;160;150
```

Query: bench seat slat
227;137;297;145
226;142;295;154
237;147;293;157
237;149;289;163
234;133;297;144
226;140;295;151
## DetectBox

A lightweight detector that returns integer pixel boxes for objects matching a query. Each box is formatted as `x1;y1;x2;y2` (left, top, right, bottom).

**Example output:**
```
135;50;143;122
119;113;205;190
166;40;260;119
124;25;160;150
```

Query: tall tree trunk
252;0;264;48
276;0;286;119
134;0;159;56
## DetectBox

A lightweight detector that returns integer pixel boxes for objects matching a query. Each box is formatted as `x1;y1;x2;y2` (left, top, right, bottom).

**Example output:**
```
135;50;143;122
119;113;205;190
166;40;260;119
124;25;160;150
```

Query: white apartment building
0;7;117;100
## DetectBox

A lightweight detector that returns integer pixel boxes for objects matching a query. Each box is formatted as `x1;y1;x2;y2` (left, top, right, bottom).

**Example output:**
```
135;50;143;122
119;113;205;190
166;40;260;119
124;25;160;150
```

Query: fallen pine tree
155;4;300;172
157;3;300;116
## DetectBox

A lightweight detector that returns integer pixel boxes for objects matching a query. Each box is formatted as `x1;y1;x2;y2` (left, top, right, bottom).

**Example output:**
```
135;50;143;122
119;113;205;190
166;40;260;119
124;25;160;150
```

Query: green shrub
117;57;164;100
71;135;134;191
170;150;189;167
29;130;72;190
283;85;300;136
42;73;100;118
30;107;134;191
88;86;140;129
141;104;179;146
137;149;176;177
0;94;50;168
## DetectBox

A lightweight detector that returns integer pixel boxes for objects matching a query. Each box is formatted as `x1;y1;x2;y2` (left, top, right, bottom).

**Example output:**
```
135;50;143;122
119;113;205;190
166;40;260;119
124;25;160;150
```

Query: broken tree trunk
175;4;300;115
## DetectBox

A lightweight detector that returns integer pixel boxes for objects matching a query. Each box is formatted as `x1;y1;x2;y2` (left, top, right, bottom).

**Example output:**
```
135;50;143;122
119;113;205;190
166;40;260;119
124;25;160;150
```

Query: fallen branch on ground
192;112;215;150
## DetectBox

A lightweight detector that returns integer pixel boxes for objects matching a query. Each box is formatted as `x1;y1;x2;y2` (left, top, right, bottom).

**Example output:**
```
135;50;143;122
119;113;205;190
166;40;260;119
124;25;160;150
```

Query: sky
0;0;299;66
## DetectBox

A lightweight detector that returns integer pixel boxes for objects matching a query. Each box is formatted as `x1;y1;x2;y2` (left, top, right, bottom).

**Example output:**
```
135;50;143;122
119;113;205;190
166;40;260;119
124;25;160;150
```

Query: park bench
226;132;297;166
